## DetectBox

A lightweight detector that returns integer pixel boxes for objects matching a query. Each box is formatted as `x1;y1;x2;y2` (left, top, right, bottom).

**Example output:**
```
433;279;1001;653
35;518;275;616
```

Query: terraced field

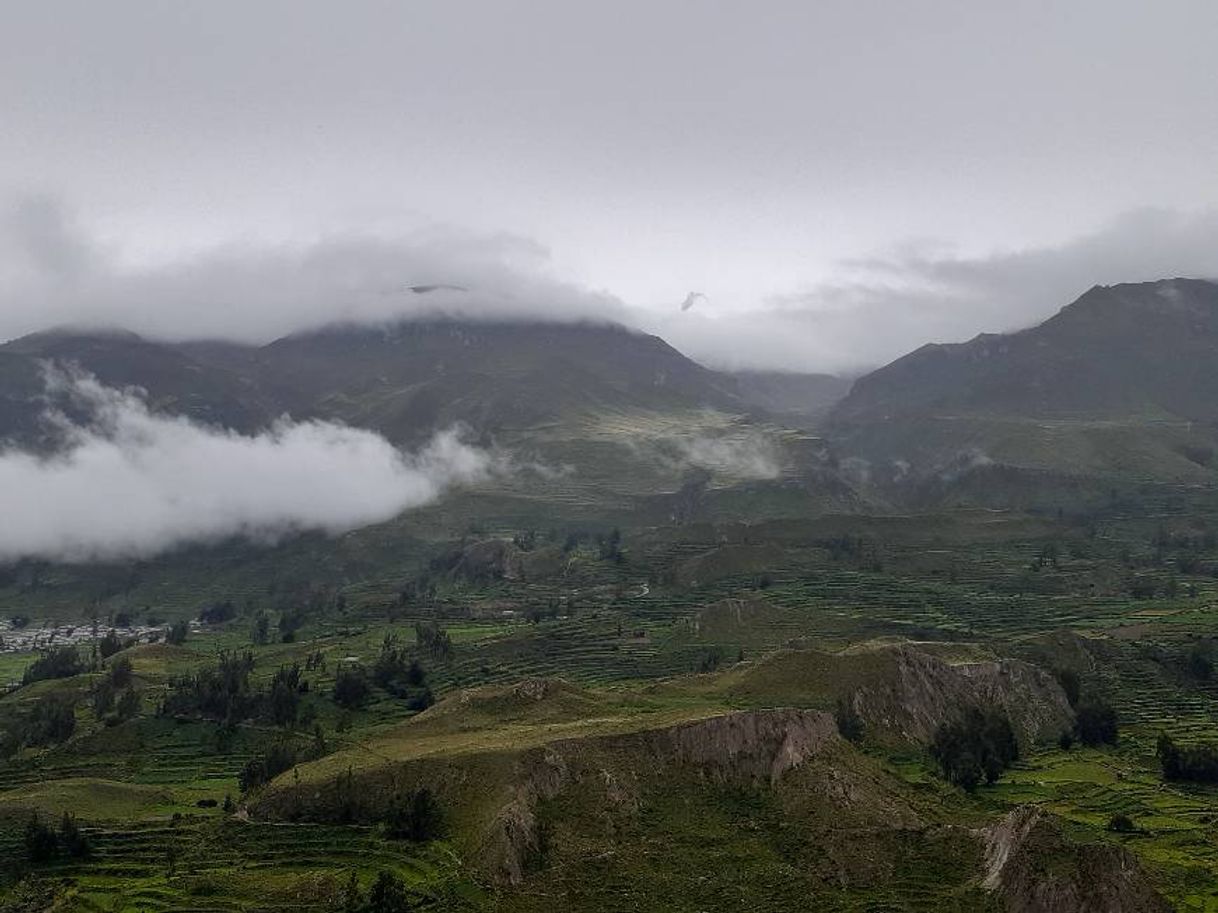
5;501;1218;910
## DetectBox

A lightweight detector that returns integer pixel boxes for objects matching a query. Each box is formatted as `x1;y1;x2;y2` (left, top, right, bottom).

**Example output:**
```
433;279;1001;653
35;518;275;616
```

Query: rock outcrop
981;806;1171;913
846;643;1073;746
478;708;839;883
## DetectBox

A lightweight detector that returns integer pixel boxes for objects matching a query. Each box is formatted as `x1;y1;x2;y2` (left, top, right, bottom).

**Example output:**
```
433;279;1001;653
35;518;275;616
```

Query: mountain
834;278;1218;424
190;319;746;443
0;328;277;446
725;370;852;424
828;279;1218;499
0;320;746;446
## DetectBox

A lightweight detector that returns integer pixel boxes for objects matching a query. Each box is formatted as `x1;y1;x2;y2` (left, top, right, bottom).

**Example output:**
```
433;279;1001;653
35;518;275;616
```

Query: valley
4;281;1218;911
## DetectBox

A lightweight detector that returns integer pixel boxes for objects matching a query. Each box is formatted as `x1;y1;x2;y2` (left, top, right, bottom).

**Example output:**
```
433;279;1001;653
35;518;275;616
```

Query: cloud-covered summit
4;196;1218;376
0;195;630;346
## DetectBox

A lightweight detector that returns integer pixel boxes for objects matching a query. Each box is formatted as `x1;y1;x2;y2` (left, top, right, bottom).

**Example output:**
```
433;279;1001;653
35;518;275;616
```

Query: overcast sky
4;1;1218;372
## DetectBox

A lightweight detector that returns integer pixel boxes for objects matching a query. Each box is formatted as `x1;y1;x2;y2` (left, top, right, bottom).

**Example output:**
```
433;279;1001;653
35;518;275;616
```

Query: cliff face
982;807;1172;913
478;709;840;883
845;643;1074;746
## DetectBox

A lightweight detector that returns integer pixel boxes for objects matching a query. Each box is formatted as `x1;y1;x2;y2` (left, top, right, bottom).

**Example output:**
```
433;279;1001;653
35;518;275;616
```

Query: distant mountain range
0;321;751;447
5;277;1218;506
829;278;1218;500
834;278;1218;424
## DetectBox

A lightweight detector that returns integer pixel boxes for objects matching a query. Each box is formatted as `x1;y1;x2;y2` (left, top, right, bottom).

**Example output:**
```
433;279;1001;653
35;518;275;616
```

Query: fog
0;195;627;344
676;435;781;481
0;369;499;563
5;197;1217;375
652;208;1218;373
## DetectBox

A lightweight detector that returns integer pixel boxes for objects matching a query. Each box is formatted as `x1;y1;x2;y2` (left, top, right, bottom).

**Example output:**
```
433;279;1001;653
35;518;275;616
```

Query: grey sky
3;1;1218;371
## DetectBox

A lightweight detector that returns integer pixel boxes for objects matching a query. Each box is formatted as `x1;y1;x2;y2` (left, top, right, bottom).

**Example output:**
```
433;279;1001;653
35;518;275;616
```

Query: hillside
724;369;852;424
0;320;745;444
834;279;1218;424
828;278;1218;499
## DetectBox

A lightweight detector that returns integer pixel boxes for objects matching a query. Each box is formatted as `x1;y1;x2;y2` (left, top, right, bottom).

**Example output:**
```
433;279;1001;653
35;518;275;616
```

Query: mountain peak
833;277;1218;427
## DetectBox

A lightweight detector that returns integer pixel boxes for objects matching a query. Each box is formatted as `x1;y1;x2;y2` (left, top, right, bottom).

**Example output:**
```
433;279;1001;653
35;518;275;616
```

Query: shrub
384;787;445;842
834;696;864;743
1107;813;1136;833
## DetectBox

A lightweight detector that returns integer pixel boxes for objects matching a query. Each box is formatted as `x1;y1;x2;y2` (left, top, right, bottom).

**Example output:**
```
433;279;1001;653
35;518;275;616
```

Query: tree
384;787;445;842
98;630;124;659
251;611;271;645
333;664;370;710
109;656;134;688
24;694;77;746
1054;668;1081;707
58;812;90;858
24;813;58;862
267;663;303;727
338;870;363;913
22;645;84;685
929;706;1019;790
167;619;189;645
92;679;117;718
160;650;257;721
116;686;141;720
1075;698;1119;747
413;622;453;663
239;741;298;793
598;528;625;564
364;871;413;912
1156;732;1218;783
1185;640;1214;681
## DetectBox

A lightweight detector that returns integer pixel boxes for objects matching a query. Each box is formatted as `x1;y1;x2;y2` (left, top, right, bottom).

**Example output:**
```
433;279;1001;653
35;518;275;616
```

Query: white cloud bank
675;434;781;480
4;195;1218;375
0;370;497;563
649;208;1218;373
0;194;628;344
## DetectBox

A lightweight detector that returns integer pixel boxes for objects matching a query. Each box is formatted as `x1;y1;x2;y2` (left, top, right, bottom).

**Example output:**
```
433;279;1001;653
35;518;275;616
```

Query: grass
7;488;1218;908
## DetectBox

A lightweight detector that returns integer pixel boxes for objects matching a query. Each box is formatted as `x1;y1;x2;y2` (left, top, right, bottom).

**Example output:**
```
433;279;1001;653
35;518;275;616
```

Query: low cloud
0;369;499;563
5;196;1218;376
0;194;628;344
673;434;781;480
653;208;1218;373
